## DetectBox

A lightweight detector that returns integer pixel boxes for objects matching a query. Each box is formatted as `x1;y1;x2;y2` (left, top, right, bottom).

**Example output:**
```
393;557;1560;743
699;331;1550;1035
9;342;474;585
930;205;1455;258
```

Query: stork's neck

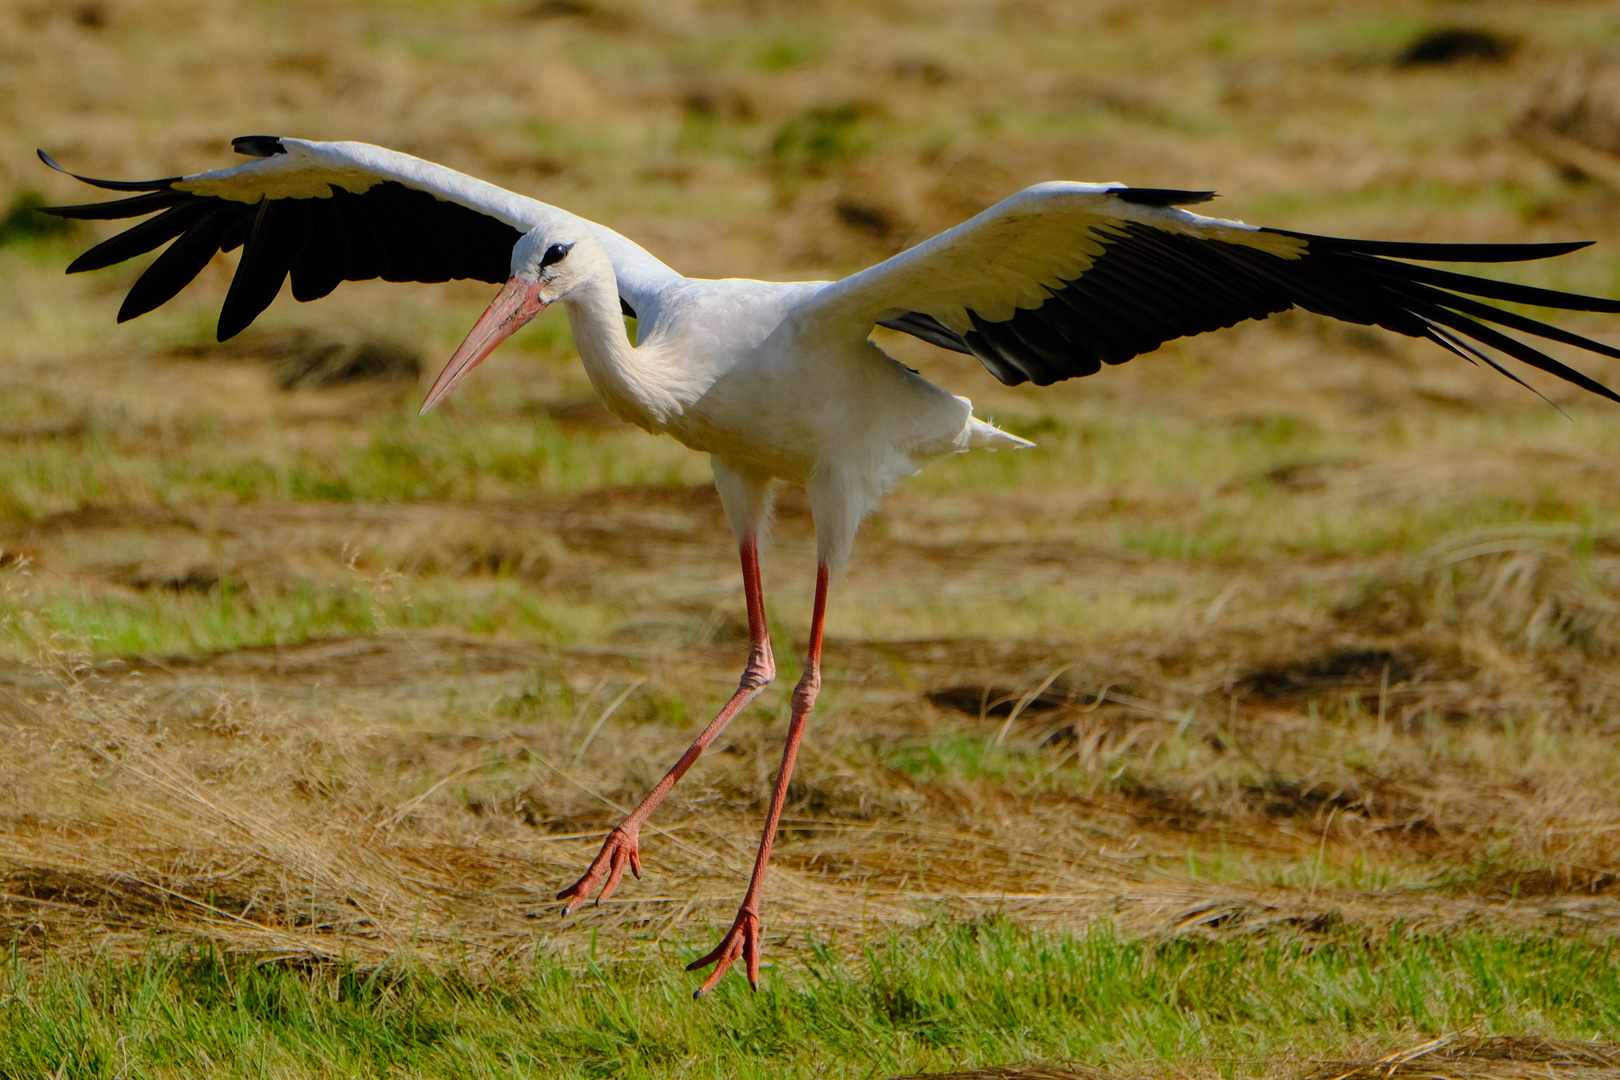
562;275;678;432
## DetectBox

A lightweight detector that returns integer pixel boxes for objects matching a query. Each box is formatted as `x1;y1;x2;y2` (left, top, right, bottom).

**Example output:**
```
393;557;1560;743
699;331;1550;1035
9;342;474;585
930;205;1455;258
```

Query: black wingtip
36;147;181;192
36;191;193;221
231;135;287;158
1276;228;1597;264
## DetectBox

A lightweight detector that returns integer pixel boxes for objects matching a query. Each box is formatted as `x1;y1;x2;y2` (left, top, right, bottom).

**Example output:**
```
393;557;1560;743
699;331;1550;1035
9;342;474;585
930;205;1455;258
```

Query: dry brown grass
5;506;1620;968
1299;1036;1620;1080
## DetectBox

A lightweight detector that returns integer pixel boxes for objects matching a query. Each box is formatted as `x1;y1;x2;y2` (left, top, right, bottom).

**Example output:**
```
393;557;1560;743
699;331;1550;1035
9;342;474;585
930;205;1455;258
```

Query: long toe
597;847;633;904
557;875;595;915
557;827;642;913
688;911;760;998
557;857;607;913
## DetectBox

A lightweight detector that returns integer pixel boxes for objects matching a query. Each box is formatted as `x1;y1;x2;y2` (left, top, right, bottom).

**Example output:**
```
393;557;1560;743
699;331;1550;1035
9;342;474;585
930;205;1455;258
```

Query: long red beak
420;277;548;415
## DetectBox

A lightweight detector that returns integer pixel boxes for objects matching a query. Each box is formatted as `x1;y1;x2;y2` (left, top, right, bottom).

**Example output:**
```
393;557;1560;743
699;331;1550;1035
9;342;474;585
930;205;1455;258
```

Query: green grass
5;920;1617;1079
0;412;706;523
0;578;614;659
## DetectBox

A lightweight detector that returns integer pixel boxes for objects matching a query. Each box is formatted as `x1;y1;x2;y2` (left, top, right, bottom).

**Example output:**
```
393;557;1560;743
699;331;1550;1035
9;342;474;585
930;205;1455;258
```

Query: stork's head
420;223;596;414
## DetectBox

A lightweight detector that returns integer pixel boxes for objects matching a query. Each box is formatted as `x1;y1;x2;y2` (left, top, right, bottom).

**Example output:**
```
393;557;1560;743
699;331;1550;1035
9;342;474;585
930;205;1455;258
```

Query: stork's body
567;269;1023;565
41;136;1620;996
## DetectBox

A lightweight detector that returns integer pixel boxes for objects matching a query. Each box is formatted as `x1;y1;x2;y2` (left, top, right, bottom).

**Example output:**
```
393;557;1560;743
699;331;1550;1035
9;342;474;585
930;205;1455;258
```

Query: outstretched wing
41;137;679;341
797;181;1620;403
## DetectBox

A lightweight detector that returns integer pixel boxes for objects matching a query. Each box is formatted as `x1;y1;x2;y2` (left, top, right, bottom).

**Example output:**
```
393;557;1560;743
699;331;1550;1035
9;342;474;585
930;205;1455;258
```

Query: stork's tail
955;401;1034;452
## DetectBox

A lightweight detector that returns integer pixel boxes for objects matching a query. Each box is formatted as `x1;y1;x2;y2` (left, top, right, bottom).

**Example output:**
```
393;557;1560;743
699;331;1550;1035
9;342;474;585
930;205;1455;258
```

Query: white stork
40;136;1620;995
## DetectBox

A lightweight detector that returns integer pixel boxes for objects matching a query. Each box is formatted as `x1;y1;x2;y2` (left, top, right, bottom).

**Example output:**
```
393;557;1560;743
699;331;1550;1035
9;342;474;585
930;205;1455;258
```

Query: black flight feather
1270;229;1593;263
37;149;181;192
38;191;191;220
218;199;294;341
1399;282;1620;363
1413;302;1620;404
877;311;969;353
289;198;347;301
65;200;215;273
1355;257;1620;313
1423;321;1561;412
118;207;235;322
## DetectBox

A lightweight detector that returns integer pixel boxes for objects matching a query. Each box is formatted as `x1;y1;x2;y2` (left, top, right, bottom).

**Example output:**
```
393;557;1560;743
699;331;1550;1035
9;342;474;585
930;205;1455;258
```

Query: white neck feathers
562;271;684;432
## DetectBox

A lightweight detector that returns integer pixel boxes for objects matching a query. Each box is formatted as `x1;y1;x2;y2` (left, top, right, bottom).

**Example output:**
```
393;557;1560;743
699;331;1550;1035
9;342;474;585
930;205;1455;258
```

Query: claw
687;908;761;997
557;825;642;915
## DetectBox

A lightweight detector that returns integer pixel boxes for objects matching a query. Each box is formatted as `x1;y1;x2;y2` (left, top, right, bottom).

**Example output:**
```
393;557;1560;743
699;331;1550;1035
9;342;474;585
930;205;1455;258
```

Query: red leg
688;562;829;997
558;536;775;914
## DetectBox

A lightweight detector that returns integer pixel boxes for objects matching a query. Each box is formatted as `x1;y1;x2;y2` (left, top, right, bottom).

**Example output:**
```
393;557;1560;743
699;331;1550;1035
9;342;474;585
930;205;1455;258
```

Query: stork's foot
686;907;761;997
557;824;642;915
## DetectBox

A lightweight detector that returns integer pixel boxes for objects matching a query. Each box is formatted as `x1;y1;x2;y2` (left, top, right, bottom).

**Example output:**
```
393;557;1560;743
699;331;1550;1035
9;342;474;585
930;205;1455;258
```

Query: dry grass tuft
1326;526;1620;717
1301;1036;1620;1080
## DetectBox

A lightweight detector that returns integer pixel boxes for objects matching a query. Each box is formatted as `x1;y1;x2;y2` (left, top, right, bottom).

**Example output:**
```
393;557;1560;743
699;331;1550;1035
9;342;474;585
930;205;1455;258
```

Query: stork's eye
540;242;574;268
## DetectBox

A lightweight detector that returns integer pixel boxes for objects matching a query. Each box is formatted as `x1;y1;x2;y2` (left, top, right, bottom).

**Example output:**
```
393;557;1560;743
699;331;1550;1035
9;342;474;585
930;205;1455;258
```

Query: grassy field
4;0;1620;1076
6;924;1620;1079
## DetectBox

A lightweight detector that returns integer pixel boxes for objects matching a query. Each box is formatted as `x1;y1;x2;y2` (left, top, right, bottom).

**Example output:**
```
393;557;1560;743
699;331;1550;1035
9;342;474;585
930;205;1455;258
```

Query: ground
2;1;1620;1077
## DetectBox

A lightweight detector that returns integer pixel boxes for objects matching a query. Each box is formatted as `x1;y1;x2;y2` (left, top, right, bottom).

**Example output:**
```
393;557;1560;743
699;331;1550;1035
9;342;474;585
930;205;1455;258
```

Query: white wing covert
799;181;1620;402
40;136;679;341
